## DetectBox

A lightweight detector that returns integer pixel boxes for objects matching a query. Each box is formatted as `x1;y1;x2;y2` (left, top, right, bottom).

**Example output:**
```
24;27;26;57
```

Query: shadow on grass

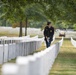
56;52;76;65
50;52;76;75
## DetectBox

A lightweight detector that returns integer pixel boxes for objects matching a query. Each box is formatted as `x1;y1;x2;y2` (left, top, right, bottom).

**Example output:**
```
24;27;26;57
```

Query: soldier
44;22;54;48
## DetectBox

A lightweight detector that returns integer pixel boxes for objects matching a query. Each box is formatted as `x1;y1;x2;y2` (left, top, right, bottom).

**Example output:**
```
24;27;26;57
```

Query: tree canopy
0;0;76;31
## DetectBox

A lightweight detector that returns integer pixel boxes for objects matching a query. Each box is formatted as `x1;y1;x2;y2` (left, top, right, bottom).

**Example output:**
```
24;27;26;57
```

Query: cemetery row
71;37;76;48
0;35;44;64
1;36;76;75
1;37;63;75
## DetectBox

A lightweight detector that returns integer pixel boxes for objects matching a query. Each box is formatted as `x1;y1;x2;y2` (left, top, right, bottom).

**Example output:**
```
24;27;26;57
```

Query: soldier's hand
46;36;48;39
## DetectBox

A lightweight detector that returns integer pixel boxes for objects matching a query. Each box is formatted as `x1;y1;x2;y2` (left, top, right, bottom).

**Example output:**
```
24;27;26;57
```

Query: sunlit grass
0;31;19;37
0;31;43;37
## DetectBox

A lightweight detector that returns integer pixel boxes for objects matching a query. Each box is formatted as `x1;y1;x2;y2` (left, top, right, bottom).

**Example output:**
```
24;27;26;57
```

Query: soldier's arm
44;27;47;37
52;27;54;35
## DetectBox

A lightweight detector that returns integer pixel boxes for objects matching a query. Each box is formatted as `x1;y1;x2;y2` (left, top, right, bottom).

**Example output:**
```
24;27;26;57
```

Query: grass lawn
49;39;76;75
0;39;76;75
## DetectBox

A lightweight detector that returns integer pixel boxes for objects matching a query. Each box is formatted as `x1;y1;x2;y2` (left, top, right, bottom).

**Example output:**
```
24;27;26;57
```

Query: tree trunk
25;17;28;36
19;21;23;37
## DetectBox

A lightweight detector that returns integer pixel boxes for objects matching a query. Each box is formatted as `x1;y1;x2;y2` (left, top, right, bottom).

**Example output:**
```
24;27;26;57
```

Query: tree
12;3;48;36
0;0;27;36
73;24;76;31
1;0;76;33
0;0;48;36
23;3;48;35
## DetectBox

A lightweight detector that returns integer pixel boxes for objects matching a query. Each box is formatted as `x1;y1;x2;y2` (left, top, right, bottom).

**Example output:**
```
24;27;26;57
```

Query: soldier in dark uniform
44;22;54;48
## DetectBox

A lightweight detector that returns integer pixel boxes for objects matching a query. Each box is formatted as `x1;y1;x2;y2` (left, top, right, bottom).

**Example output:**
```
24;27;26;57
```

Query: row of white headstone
0;35;43;64
1;37;63;75
71;37;76;48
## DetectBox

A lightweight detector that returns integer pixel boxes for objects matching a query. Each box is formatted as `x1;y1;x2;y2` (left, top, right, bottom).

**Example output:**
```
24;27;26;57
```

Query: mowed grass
0;39;76;75
49;39;76;75
0;32;43;37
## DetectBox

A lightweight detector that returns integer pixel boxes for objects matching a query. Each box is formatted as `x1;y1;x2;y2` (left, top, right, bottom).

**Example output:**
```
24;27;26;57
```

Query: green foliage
29;21;45;28
0;0;76;29
0;0;27;21
73;24;76;31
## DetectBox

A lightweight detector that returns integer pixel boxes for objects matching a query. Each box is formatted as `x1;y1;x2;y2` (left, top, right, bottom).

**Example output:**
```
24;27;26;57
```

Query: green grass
0;32;19;37
0;31;43;37
0;39;76;75
49;40;76;75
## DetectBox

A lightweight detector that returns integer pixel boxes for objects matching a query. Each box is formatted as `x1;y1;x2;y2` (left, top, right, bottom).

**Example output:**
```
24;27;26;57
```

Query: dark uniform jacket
44;26;54;41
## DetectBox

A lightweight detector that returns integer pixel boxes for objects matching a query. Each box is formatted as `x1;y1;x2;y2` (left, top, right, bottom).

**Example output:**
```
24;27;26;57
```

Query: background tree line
0;0;76;36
